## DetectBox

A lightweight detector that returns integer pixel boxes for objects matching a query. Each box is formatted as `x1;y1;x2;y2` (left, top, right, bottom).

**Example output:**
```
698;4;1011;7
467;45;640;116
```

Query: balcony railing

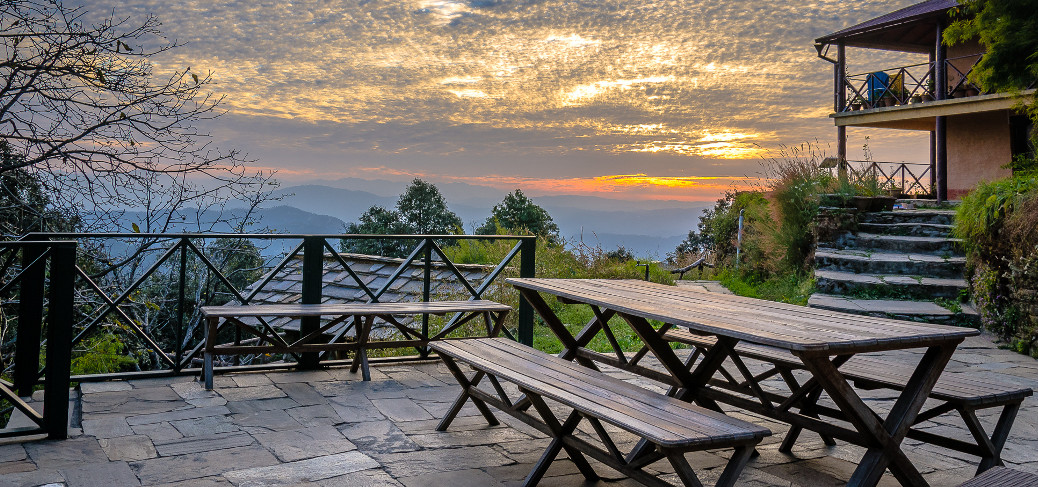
0;234;535;424
0;240;76;440
844;160;933;197
840;54;987;112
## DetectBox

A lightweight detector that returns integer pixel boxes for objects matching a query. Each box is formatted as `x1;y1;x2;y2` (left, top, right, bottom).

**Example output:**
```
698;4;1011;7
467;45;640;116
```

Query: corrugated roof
816;0;958;45
231;253;501;339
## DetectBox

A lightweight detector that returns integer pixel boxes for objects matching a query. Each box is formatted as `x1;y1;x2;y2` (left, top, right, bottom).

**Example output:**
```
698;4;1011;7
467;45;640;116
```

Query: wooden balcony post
935;21;948;201
836;42;847;170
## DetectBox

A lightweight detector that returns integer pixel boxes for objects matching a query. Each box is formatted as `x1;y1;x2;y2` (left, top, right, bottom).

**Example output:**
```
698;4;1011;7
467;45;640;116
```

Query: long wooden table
507;278;980;487
200;300;511;389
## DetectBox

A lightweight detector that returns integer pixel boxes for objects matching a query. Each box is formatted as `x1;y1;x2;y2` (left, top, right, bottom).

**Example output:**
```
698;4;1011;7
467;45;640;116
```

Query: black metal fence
0;234;534;424
0;240;76;440
841;54;988;111
844;160;933;197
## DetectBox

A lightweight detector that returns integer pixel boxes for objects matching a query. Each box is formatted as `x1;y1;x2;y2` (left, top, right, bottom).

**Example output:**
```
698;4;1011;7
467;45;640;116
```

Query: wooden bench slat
477;338;762;437
957;467;1038;487
437;339;743;445
432;338;770;448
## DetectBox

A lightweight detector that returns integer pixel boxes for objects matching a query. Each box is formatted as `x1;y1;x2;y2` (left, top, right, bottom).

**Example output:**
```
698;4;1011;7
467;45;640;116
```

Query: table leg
204;317;216;390
799;343;957;487
350;315;373;381
516;288;606;368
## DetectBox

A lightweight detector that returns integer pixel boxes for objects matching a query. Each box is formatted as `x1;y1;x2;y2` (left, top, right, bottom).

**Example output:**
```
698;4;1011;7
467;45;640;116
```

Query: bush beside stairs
809;208;980;326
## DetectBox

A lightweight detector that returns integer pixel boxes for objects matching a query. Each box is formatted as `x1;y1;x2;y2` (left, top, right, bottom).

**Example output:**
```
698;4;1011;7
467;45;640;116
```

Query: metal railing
0;240;76;440
845;160;933;197
0;234;535;389
841;54;986;111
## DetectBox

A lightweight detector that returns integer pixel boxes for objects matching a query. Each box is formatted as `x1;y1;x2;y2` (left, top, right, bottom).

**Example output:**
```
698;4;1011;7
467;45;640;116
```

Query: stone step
857;222;954;238
861;209;956;226
814;248;965;278
814;269;968;300
843;233;963;255
807;294;980;326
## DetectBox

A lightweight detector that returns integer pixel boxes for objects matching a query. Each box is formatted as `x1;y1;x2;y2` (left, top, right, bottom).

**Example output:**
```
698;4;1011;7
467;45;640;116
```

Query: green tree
945;0;1038;95
945;0;1038;158
396;178;462;235
341;205;415;257
476;189;560;242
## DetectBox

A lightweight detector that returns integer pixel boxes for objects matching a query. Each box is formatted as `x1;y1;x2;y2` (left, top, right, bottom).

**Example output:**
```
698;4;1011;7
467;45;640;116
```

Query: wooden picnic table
507;278;980;487
199;300;511;389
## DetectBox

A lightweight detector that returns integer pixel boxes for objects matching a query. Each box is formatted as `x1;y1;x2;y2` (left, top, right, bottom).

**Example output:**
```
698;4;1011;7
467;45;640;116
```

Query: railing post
14;240;45;397
43;242;75;439
299;236;324;369
175;240;187;371
421;238;432;358
518;237;536;346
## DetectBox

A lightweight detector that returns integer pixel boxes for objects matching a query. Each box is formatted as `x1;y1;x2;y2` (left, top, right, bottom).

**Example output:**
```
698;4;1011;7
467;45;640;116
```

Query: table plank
507;278;976;354
200;300;511;318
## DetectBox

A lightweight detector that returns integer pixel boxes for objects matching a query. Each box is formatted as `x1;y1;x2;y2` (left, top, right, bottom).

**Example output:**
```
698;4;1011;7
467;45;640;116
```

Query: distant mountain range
265;181;710;259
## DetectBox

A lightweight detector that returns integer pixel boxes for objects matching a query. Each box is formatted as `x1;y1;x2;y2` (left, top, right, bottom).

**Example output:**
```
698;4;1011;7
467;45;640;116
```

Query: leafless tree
0;0;277;232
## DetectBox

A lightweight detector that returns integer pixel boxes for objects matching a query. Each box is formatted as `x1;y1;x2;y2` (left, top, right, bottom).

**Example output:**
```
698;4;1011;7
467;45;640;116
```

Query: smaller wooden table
200;300;511;389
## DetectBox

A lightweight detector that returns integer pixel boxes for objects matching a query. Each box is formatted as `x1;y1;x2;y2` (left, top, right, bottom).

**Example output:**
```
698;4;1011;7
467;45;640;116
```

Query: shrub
956;169;1038;348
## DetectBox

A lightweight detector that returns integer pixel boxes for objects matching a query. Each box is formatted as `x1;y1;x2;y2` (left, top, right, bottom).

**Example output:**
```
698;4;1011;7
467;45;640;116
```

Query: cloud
76;0;929;196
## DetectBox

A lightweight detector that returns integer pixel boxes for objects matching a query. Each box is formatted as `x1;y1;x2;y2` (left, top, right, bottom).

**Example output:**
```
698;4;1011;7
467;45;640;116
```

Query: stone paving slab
5;330;1038;487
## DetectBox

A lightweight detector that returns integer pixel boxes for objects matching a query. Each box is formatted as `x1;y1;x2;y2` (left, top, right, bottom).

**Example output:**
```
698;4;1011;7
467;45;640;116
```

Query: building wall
946;40;984;94
946;110;1013;199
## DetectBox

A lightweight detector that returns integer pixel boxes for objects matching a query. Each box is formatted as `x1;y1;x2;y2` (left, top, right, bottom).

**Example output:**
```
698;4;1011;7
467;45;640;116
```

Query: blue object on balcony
866;71;890;102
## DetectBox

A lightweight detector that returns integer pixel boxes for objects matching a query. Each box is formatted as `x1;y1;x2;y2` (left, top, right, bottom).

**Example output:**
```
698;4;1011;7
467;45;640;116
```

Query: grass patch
716;268;815;306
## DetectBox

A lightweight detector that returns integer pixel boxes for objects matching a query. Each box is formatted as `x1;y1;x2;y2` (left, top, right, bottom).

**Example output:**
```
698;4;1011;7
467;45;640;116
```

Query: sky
82;0;932;202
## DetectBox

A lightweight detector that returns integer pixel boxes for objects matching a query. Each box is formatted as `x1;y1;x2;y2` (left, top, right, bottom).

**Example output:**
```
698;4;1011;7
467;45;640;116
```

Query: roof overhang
815;0;959;53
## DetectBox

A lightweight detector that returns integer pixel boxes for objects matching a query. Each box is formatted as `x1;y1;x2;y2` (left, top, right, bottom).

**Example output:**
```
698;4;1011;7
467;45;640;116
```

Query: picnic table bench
200;300;510;389
431;337;770;487
507;278;992;487
663;327;1031;474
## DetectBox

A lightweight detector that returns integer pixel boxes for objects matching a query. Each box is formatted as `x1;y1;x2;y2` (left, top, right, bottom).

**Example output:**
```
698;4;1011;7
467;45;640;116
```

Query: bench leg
524;392;599;485
713;445;756;487
436;355;499;430
663;449;706;487
964;402;1020;474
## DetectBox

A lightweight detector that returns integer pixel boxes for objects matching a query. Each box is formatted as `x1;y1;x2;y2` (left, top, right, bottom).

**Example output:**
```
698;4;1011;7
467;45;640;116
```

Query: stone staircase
809;209;979;325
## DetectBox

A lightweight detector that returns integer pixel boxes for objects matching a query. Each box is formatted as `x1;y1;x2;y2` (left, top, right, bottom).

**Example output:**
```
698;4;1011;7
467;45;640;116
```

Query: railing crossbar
322;240;378;302
72;265;177;369
0;248;51;297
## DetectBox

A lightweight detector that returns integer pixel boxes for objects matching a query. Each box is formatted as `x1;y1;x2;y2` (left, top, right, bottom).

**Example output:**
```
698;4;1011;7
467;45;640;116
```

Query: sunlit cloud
79;0;927;201
563;77;676;106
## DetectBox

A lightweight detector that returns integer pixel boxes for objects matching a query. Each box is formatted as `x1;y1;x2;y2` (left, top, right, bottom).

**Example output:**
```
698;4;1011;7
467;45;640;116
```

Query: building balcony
832;54;1037;130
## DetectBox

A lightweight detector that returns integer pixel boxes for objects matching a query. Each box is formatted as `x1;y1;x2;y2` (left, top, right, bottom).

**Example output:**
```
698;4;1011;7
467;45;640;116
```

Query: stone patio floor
2;332;1038;487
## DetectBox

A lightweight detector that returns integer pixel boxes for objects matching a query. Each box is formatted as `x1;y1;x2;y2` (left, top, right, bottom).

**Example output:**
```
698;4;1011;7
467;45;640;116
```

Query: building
814;0;1035;201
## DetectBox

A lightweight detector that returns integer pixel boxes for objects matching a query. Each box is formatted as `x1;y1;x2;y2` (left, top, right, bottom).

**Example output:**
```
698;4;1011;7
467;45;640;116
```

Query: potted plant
880;93;896;107
910;93;923;104
923;79;935;101
850;96;865;110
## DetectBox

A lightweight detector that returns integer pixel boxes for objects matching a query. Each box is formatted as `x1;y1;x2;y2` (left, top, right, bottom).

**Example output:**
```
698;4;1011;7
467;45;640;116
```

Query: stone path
2;332;1037;487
